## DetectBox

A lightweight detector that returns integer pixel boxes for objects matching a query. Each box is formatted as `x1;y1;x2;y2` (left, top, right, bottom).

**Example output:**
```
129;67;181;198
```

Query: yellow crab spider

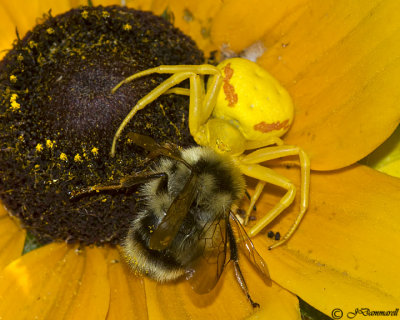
111;57;310;249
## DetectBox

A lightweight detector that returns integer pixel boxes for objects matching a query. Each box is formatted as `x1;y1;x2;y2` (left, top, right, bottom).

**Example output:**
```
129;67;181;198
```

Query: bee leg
126;132;192;169
233;262;260;308
70;172;167;199
119;172;168;188
154;172;169;194
227;220;260;308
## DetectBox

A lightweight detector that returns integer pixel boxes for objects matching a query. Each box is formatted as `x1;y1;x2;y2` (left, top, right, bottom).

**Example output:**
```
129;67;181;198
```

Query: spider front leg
110;71;197;157
152;67;223;141
238;145;310;249
110;64;221;157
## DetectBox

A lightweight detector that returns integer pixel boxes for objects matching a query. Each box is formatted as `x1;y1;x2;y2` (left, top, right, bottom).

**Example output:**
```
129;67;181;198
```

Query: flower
1;1;400;319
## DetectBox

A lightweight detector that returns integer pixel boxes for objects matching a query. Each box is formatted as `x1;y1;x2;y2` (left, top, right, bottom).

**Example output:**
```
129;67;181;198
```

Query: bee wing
185;218;228;294
149;173;198;250
229;212;271;284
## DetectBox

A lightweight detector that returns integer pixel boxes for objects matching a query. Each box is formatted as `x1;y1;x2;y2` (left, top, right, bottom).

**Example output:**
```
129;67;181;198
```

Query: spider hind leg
240;145;310;249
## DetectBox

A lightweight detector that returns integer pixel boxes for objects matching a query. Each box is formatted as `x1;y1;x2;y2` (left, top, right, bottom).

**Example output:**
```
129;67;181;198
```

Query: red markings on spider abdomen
223;63;238;107
254;119;290;133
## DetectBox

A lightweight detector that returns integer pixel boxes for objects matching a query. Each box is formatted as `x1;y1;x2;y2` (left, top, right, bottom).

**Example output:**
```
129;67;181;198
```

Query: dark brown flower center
0;5;203;245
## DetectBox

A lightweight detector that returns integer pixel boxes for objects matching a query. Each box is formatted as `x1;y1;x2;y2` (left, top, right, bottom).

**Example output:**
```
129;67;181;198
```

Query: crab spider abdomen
212;58;294;142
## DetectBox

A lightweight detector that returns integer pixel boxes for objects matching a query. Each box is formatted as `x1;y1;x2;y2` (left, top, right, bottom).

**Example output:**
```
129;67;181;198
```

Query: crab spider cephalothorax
110;57;310;249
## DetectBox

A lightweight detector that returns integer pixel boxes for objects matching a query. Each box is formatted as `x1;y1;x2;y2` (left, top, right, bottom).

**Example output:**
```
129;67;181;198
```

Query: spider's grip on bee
77;56;313;307
111;57;310;250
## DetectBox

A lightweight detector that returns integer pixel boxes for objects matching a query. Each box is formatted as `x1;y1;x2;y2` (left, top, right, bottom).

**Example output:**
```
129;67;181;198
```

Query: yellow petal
108;243;300;319
0;202;7;218
70;0;121;6
65;246;110;319
144;259;300;320
0;0;72;43
0;203;25;270
106;246;148;320
377;160;400;177
0;4;18;58
211;0;308;53
265;0;400;170
0;243;110;320
250;164;400;316
211;0;400;170
362;125;400;178
133;0;221;55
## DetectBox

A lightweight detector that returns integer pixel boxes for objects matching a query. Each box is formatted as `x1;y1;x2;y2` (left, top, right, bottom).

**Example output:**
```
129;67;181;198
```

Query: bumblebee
75;133;270;307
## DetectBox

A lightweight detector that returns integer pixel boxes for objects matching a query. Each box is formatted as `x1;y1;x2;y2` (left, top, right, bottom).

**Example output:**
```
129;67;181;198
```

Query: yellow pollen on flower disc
10;94;18;102
10;100;20;111
35;144;43;152
59;153;68;161
46;139;54;149
213;57;294;141
74;154;82;162
123;23;132;31
91;147;99;155
81;10;89;19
